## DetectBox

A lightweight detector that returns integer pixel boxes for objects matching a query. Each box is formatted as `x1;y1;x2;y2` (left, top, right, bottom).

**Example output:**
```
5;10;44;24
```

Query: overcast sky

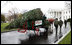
1;1;67;18
1;1;66;13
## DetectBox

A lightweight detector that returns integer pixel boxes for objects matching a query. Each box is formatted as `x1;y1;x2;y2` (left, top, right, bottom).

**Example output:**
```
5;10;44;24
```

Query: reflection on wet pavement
1;23;71;44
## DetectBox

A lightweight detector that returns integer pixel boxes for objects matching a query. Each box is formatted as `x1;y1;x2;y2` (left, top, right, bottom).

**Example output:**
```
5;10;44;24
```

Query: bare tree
65;1;71;9
8;8;18;20
1;1;13;8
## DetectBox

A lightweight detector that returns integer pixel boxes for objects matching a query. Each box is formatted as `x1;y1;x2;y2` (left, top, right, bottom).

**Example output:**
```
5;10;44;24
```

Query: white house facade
48;9;62;21
48;8;71;21
48;1;71;21
61;8;71;21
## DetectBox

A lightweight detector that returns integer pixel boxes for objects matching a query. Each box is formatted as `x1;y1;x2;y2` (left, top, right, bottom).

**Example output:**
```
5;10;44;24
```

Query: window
50;12;51;14
69;11;70;13
59;12;62;14
66;16;67;19
54;11;56;15
64;12;65;14
66;11;67;14
64;16;65;19
69;16;70;18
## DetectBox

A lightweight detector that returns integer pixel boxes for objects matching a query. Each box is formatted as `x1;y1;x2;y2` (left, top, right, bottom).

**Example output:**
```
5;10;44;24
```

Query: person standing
54;18;59;37
58;18;63;38
45;21;50;36
48;18;54;33
64;19;67;28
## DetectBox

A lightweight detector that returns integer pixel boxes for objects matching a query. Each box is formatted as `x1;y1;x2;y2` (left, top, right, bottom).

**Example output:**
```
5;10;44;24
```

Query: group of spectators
54;17;69;38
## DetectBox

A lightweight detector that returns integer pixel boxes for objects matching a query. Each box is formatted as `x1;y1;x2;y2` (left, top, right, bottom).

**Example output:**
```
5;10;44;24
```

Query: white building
48;1;71;21
48;9;62;21
48;8;71;21
62;8;71;21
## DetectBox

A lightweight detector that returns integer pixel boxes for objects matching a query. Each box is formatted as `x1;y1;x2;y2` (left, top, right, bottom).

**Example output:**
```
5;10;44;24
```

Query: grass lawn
1;23;18;32
58;31;71;44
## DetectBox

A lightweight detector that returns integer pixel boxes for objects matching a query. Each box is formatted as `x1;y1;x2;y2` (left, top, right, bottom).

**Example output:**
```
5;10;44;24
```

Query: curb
54;30;71;44
1;30;17;33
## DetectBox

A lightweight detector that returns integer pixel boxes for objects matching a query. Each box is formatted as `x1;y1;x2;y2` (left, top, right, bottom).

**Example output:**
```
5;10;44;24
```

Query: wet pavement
1;22;71;44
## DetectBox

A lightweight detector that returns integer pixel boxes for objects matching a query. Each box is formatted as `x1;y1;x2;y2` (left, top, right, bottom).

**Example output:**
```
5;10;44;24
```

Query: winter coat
54;20;59;26
58;20;63;26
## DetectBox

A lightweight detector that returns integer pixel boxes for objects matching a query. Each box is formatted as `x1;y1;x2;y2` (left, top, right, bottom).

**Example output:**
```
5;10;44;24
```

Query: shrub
67;18;71;22
1;14;5;22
